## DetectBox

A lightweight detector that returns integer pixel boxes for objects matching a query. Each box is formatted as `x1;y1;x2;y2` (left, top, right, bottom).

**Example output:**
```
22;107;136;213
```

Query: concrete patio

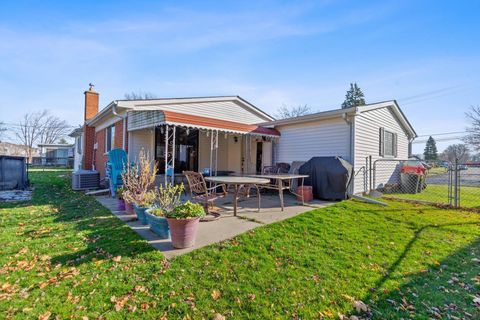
96;193;335;259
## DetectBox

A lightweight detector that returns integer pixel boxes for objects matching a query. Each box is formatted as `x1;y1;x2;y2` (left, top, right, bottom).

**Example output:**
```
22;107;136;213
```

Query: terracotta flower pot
133;204;149;225
167;217;200;248
117;199;126;211
125;201;134;215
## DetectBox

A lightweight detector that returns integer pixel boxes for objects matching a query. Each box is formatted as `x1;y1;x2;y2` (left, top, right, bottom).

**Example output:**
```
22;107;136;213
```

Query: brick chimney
83;84;99;170
84;83;99;121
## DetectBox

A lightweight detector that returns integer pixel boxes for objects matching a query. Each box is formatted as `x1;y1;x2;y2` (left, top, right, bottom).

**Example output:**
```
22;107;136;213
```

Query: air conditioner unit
72;170;100;190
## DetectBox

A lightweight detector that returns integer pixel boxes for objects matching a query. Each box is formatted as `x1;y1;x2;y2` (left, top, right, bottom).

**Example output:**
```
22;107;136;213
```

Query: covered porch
126;109;280;184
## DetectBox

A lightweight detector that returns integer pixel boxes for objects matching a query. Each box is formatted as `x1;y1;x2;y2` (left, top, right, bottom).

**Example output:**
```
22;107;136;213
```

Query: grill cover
298;157;353;200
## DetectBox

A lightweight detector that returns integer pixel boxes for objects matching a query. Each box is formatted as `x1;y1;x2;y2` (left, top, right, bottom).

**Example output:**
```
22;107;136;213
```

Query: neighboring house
0;141;39;157
36;143;74;167
75;87;416;194
265;101;417;193
69;127;84;171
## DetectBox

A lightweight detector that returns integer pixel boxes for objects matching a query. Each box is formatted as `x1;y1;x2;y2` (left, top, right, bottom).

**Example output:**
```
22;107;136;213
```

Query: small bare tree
15;110;71;162
440;144;470;163
38;114;71;144
124;91;157;100
275;104;312;119
464;105;480;151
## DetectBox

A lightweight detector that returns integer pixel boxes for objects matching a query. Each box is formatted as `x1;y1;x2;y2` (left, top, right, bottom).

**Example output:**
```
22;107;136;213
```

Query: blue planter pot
133;204;148;225
145;210;170;239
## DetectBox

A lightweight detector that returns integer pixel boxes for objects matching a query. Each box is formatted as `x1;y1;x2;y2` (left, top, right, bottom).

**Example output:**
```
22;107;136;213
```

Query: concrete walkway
96;194;335;259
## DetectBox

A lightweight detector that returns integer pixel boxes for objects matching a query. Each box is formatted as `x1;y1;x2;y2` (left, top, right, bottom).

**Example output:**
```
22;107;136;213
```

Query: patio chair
262;162;291;174
106;148;128;197
183;171;228;213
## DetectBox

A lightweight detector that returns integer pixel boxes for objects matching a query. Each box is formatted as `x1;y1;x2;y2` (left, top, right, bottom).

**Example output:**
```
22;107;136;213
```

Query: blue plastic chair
107;149;128;197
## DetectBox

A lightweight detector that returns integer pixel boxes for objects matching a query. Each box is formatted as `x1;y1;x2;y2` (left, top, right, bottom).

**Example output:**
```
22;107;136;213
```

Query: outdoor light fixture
186;128;190;135
206;131;210;137
234;136;238;143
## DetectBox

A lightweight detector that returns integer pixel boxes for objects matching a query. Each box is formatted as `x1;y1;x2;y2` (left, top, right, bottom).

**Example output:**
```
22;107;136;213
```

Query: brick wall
93;119;127;178
94;129;107;178
114;120;123;149
83;125;95;170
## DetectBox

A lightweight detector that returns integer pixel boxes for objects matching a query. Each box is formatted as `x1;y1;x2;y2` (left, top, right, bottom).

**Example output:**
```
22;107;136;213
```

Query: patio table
248;174;309;211
205;176;270;216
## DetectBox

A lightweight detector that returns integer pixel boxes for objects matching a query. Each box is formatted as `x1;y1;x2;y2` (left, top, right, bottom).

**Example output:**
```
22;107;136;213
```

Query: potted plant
121;149;158;223
145;183;184;239
145;207;170;239
166;201;205;249
133;191;156;225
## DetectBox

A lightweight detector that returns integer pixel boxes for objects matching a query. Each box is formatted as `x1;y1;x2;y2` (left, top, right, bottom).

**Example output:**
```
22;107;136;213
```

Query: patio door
154;126;199;174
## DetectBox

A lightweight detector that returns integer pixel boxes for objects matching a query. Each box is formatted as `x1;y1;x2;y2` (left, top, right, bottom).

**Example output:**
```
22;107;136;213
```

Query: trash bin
400;173;424;194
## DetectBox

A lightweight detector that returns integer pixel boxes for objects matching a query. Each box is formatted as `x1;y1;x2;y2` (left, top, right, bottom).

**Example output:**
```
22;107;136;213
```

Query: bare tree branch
124;91;157;100
14;110;70;162
275;104;312;119
464;105;480;151
440;144;470;163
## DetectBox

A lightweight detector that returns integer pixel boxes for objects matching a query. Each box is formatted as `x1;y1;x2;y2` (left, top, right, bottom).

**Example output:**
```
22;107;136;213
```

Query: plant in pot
145;183;184;239
121;149;158;223
133;191;156;225
166;201;205;249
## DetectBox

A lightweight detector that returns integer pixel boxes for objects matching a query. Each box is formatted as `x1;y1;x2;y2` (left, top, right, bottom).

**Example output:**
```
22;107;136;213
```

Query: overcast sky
1;0;479;154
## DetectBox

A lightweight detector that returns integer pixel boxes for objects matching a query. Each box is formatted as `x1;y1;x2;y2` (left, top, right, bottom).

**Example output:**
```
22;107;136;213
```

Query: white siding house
275;117;351;163
268;101;416;194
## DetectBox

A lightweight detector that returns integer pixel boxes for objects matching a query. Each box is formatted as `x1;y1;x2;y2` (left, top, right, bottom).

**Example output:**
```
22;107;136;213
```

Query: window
105;125;115;153
379;128;397;157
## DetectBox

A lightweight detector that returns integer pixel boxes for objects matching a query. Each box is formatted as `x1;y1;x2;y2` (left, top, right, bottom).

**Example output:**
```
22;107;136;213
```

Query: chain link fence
367;157;480;210
29;157;74;168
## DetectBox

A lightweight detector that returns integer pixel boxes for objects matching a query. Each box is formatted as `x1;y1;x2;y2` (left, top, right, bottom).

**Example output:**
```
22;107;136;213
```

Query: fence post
453;158;459;208
369;155;372;191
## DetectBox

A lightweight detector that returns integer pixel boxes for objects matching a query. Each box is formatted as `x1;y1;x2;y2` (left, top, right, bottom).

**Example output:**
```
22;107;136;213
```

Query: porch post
164;125;168;185
164;125;176;185
209;130;218;176
171;126;176;184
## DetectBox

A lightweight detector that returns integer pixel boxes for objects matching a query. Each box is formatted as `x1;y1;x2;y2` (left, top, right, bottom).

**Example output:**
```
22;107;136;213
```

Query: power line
416;131;468;138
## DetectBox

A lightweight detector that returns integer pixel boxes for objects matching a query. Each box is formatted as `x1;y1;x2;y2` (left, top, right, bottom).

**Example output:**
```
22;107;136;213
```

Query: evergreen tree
341;83;366;109
423;136;438;160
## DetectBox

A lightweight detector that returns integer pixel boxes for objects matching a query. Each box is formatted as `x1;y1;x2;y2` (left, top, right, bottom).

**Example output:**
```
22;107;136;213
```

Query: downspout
112;101;127;150
342;109;356;194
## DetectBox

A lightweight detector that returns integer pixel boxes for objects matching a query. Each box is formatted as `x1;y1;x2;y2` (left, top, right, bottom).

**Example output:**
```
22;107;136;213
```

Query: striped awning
127;110;280;137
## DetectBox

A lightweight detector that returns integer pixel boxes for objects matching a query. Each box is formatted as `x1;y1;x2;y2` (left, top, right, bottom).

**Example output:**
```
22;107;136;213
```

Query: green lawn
427;167;448;176
1;171;479;319
386;184;480;209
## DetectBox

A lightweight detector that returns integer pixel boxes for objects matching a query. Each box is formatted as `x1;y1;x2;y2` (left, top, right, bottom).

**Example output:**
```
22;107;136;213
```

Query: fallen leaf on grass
353;300;369;313
38;311;51;320
247;293;256;300
211;289;221;301
212;313;226;320
112;256;122;262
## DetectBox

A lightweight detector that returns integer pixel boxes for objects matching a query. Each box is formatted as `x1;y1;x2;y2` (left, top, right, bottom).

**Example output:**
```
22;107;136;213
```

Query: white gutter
112;101;127;150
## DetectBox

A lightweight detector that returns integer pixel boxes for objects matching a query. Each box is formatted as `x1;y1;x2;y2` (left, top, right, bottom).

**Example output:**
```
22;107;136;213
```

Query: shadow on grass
18;171;158;266
359;222;480;318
